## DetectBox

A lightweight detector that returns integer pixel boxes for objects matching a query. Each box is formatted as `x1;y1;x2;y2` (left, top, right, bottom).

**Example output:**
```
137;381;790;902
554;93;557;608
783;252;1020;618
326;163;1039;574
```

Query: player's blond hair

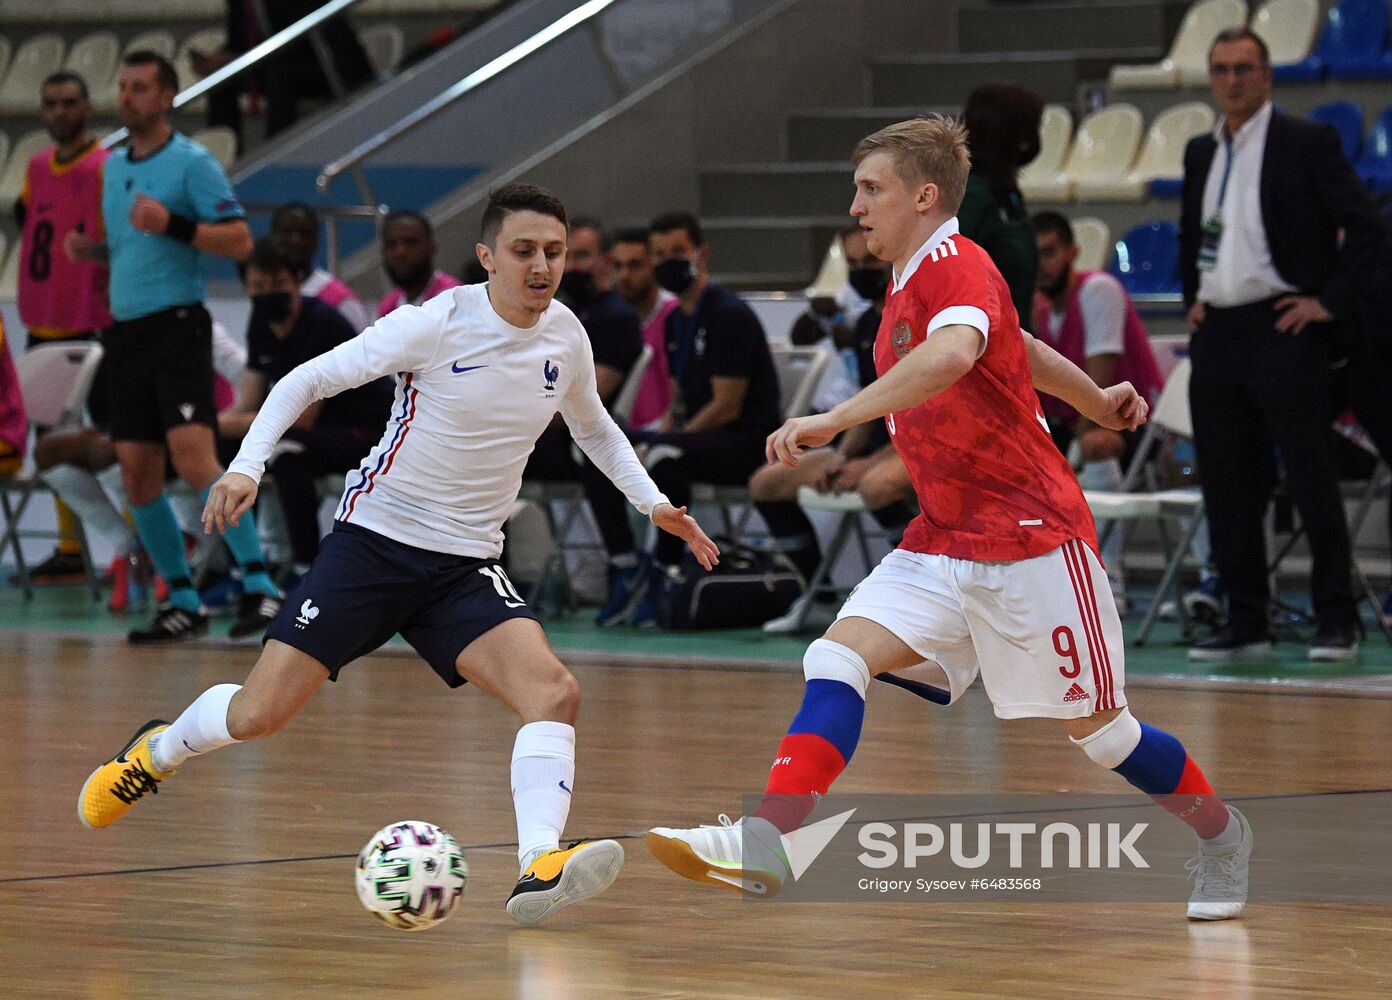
853;115;971;214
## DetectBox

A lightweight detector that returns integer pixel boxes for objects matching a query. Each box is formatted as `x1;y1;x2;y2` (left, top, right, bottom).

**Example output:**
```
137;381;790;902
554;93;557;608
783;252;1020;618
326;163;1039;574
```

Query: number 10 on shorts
479;565;527;608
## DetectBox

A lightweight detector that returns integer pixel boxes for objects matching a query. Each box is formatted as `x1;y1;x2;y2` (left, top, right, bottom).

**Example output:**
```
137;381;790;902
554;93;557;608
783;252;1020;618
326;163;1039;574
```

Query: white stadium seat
175;29;225;113
63;32;120;106
804;233;848;299
0;36;12;89
0;233;18;301
1017;104;1074;202
0;130;50;213
192;126;237;170
0;34;66;115
1251;0;1321;64
1071;217;1112;271
1074;101;1215;201
1028;104;1144;203
1109;0;1248;90
361;24;405;79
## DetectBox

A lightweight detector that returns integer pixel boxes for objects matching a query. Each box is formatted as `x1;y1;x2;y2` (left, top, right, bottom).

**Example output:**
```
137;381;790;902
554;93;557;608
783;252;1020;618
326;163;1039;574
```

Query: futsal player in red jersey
648;116;1253;920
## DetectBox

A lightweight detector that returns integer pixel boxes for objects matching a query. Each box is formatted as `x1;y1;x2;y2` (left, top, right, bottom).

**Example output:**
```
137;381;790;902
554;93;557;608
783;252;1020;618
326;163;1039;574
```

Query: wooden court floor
2;631;1390;999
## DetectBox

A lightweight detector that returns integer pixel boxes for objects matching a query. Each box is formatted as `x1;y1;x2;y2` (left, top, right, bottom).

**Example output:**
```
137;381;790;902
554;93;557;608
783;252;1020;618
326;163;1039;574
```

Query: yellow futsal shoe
505;839;625;925
78;719;174;829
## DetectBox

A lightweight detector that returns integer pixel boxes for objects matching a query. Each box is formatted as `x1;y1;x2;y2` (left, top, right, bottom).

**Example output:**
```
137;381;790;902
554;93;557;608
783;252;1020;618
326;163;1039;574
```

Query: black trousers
268;425;373;565
1189;299;1356;633
643;429;767;565
522;424;636;560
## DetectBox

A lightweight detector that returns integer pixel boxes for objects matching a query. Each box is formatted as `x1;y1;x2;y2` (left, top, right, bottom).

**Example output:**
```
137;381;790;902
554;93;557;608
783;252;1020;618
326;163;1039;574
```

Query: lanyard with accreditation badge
1197;132;1235;272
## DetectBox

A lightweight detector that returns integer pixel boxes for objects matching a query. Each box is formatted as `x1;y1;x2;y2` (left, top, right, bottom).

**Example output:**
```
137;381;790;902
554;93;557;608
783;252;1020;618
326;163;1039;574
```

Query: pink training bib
18;144;113;333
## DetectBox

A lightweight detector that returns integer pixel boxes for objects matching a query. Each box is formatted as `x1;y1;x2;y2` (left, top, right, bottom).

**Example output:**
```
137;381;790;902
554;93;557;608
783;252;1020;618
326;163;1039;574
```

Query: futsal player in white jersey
78;184;720;925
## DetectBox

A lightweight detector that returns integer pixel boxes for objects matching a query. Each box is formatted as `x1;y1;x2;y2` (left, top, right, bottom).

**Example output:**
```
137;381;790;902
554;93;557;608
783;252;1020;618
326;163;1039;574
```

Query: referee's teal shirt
102;131;244;322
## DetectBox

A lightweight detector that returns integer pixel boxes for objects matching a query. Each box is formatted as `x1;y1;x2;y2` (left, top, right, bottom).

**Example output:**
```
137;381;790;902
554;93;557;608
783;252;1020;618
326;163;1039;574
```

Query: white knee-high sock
149;684;242;772
511;721;575;872
42;464;137;556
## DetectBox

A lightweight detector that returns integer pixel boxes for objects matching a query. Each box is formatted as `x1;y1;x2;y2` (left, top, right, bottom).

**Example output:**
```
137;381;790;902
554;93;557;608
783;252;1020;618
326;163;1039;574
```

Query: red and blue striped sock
755;639;869;834
1072;709;1232;839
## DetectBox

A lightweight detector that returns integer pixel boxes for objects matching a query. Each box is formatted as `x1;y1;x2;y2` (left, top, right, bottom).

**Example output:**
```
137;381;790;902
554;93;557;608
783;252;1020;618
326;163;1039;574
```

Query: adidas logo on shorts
1063;683;1090;704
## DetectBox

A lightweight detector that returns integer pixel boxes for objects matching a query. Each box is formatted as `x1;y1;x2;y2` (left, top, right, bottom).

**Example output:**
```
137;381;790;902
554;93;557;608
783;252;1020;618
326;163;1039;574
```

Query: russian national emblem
892;320;913;359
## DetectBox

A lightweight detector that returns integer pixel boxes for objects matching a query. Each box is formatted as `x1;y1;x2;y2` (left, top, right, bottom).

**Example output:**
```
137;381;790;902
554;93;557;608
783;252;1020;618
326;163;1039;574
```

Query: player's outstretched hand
767;413;840;468
1091;381;1149;432
651;503;720;570
202;472;258;535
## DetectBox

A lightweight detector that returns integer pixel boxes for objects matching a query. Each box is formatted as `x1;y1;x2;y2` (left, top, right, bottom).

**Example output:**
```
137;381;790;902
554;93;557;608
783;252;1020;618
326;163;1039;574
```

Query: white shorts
836;540;1125;720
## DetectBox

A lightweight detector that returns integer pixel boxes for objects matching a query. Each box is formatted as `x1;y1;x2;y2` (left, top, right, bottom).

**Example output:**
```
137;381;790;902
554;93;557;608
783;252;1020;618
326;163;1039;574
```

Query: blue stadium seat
1355;106;1392;192
1274;0;1391;81
1309;100;1365;162
1110;221;1181;297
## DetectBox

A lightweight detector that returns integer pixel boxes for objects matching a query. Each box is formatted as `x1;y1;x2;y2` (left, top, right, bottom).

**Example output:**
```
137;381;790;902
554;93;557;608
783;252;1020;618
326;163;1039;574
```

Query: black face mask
654;257;697;295
848;267;890;302
251;291;294;325
557;269;596;308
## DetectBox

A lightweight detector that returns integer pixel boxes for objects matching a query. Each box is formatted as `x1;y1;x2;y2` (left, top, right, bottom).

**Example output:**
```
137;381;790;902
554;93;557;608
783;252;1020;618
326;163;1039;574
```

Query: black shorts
103;304;217;443
265;520;540;687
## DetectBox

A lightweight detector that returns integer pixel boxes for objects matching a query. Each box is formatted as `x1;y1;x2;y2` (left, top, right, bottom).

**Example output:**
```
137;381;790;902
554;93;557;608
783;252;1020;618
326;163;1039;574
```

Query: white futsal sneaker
646;814;790;896
1185;807;1253;920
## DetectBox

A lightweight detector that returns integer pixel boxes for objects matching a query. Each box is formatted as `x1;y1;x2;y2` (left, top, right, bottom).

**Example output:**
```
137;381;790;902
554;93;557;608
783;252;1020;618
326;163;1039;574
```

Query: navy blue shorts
265;521;539;687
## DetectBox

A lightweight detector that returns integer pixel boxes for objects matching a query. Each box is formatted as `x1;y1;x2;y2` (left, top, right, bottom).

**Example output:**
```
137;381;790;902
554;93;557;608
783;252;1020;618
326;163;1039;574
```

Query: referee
65;51;282;642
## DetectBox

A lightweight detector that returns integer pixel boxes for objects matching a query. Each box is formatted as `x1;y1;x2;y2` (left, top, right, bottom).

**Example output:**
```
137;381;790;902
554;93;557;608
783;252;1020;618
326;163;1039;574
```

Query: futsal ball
355;820;468;931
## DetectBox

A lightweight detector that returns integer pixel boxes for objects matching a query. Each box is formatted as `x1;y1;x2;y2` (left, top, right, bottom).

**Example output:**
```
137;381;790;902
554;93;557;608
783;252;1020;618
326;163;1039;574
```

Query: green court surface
3;581;1390;689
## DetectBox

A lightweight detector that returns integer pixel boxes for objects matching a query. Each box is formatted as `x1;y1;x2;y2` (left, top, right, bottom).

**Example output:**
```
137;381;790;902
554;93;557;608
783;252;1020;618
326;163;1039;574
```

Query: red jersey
875;219;1097;562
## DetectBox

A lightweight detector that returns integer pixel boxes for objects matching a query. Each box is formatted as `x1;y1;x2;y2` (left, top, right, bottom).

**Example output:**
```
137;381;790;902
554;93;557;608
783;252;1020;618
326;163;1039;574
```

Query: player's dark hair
569;216;611;252
1209;27;1270;66
384;209;433;237
123;50;179;93
1032;211;1074;246
43;71;89;101
649;211;704;247
611;226;651;248
479;183;568;246
271;201;319;232
239;234;310;283
962;82;1044;193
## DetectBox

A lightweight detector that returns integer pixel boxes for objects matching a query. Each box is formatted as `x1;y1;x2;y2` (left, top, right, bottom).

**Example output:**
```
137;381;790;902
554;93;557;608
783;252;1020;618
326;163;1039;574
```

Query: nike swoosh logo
558;780;571;795
451;363;488;374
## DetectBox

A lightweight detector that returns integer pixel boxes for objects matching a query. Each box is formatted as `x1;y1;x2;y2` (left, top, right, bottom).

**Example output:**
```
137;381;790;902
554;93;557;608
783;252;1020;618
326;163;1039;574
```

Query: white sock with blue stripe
511;721;576;872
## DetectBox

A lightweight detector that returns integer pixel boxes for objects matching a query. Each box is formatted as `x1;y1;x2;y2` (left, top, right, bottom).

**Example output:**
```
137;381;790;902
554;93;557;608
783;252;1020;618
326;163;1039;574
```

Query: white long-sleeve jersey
227;282;669;559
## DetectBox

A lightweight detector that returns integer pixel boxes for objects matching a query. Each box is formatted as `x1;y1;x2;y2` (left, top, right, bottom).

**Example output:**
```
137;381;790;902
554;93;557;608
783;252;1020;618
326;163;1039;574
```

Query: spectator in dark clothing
623;211;781;625
1180;28;1384;662
521;217;647;625
959;82;1045;326
220;237;392;576
195;0;374;146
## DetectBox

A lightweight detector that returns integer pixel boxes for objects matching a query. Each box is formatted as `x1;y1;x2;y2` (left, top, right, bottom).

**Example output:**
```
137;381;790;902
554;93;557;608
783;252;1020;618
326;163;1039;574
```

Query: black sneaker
10;550;87;586
1308;622;1359;662
1188;626;1272;663
128;603;209;644
228;592;284;640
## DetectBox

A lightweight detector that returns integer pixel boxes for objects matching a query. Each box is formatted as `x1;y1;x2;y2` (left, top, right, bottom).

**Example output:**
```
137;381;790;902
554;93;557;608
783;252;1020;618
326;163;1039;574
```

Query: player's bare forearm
1024;331;1108;417
1025;333;1148;432
825;324;980;433
193;219;254;261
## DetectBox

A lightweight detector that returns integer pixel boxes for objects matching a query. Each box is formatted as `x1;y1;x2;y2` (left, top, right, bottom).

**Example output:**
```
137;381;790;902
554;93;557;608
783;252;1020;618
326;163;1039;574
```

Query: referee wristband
164;213;198;244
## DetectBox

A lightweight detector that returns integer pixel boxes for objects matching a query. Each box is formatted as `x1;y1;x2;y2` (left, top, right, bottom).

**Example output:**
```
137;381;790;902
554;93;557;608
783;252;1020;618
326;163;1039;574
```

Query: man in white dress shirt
77;183;720;926
1180;28;1383;663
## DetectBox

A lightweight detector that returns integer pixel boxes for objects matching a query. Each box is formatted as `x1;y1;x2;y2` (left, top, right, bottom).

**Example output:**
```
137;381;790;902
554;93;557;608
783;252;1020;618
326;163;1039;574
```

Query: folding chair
0;342;105;600
517;344;654;613
1266;454;1392;643
690;343;832;537
784;485;902;631
1083;357;1207;644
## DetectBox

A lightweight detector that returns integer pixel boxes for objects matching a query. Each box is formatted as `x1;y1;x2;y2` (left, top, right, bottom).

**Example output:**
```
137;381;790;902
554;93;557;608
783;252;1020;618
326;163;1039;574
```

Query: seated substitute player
78;183;720;926
646;117;1254;922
